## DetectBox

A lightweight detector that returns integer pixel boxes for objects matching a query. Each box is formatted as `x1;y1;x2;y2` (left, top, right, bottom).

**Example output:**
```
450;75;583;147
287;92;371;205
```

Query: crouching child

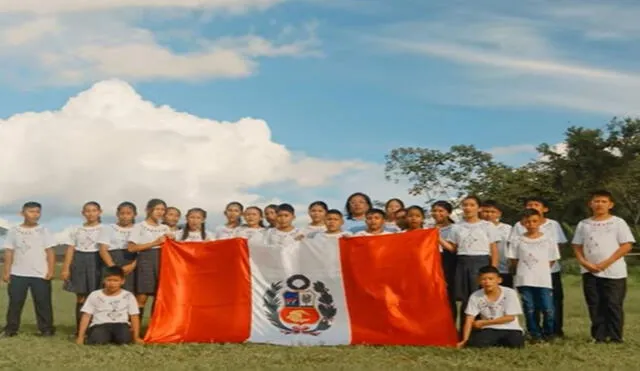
457;265;525;349
76;266;143;345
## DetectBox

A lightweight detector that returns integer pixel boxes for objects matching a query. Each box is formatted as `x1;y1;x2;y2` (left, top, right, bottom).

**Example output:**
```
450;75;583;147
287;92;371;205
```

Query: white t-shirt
81;289;139;327
3;225;56;279
128;221;170;249
176;230;215;242
299;225;327;238
264;228;300;248
354;230;393;236
447;220;500;256
507;235;560;288
572;216;636;279
465;286;523;331
510;219;567;273
214;225;238;240
235;226;266;240
494;223;513;274
97;224;133;251
64;225;105;252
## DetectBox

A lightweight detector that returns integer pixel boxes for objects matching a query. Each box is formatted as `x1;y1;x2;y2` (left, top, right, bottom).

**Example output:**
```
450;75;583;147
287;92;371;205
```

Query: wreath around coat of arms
263;274;337;336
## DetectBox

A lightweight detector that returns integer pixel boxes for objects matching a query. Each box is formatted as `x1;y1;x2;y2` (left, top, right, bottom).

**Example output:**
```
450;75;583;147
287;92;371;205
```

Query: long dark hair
225;201;244;226
82;201;102;224
344;192;373;220
431;200;455;224
245;206;266;228
145;198;166;217
116;201;137;225
182;208;207;241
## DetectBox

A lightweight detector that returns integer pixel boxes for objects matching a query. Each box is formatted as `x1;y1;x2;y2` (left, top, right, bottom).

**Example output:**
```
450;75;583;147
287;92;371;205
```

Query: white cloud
0;80;365;217
0;0;284;14
0;4;319;85
369;6;640;115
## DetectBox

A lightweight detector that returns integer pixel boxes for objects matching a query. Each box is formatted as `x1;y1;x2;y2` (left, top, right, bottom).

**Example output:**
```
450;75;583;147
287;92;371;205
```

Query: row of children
1;190;634;348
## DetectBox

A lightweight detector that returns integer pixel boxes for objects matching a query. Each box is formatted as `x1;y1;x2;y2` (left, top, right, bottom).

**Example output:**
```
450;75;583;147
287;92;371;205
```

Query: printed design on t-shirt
522;251;540;270
459;226;484;250
76;227;101;251
477;296;505;320
110;225;132;250
15;228;41;256
106;299;124;321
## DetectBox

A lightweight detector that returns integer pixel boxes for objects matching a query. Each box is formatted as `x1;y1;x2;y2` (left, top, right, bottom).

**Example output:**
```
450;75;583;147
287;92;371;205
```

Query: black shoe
0;331;17;338
609;339;624;344
38;331;55;337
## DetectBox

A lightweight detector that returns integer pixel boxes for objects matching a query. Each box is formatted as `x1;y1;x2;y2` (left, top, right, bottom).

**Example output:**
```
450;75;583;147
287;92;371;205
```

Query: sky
0;0;639;235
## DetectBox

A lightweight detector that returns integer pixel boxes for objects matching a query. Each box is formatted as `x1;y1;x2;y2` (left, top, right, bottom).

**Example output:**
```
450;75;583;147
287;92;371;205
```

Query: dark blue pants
4;276;54;335
519;286;554;339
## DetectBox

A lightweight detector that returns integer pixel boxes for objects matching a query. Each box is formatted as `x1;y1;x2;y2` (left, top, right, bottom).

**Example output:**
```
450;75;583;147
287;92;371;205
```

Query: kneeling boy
76;266;143;345
458;266;525;349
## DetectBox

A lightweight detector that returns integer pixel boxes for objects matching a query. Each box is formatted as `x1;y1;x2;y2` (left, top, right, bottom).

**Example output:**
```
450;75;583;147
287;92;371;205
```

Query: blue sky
0;0;638;233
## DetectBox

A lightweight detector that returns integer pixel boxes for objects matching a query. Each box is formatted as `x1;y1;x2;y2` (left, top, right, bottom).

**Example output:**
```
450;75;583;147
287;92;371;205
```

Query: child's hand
155;236;167;245
456;340;466;349
583;262;602;273
61;269;70;281
44;271;53;280
2;273;10;283
123;264;135;275
472;320;486;329
595;261;609;272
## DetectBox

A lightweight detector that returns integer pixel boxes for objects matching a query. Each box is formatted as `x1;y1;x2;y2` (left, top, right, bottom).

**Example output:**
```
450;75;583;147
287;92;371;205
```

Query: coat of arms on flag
263;274;337;336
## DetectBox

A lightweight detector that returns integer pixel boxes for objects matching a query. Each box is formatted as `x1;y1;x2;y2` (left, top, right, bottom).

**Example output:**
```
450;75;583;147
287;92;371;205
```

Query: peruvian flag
144;229;457;346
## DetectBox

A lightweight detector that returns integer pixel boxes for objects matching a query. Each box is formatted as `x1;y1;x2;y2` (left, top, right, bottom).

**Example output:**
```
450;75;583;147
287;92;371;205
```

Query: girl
300;201;328;238
97;202;138;293
440;196;500;328
61;201;106;333
264;204;278;228
128;199;171;321
163;207;181;239
404;205;425;231
343;192;373;234
430;200;457;321
215;202;243;239
178;208;214;241
235;206;266;240
385;198;405;232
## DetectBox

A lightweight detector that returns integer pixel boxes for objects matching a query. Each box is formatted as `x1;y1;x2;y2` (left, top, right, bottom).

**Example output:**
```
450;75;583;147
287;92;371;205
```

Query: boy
509;196;567;337
321;209;351;238
507;209;560;342
481;200;513;287
264;203;301;247
76;266;143;345
1;202;56;337
572;190;635;343
395;209;408;231
457;265;525;349
355;209;392;236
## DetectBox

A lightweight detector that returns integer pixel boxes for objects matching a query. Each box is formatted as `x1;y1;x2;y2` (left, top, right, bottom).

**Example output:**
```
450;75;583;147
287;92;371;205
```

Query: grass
1;268;639;371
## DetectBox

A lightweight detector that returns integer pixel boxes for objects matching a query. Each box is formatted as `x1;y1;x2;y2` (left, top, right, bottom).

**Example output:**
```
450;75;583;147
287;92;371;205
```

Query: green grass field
0;268;639;370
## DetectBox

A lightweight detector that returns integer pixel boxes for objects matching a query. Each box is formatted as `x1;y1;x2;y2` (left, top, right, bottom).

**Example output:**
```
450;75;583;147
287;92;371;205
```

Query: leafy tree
385;117;640;229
